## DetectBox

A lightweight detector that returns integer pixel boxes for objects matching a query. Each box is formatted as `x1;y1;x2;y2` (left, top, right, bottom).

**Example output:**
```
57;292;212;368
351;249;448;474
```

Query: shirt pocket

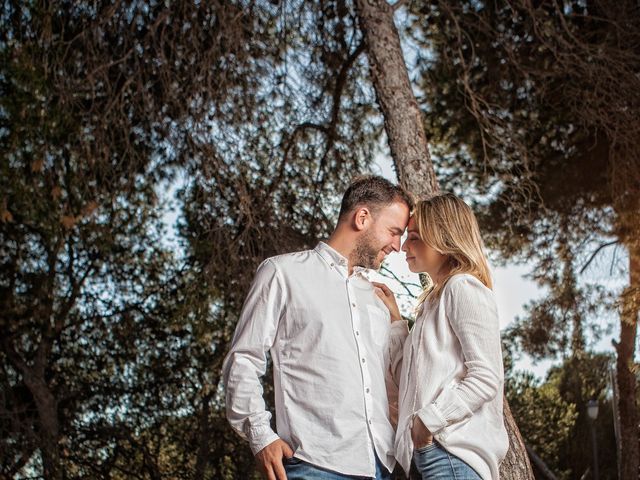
366;304;391;347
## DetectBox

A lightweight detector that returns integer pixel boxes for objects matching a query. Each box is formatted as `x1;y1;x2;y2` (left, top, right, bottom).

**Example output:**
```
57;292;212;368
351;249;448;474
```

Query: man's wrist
248;429;280;456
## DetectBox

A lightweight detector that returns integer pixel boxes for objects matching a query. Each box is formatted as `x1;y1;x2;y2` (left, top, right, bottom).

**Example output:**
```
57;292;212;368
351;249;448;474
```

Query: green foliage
404;0;640;279
406;1;638;477
506;372;577;479
2;0;633;477
507;353;618;479
1;0;383;477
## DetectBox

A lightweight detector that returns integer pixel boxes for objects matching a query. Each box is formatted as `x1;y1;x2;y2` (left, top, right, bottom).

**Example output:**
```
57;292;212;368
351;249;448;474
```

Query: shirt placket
346;273;376;475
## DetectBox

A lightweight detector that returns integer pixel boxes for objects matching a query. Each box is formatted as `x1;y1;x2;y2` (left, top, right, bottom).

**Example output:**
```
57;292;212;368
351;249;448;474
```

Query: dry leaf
31;158;45;173
61;215;76;229
1;209;13;223
82;201;99;217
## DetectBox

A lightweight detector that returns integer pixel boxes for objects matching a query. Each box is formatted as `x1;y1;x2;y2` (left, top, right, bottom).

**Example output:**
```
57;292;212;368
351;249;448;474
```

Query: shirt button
356;331;360;336
366;388;370;393
352;302;356;307
330;262;335;267
361;358;366;364
368;419;372;425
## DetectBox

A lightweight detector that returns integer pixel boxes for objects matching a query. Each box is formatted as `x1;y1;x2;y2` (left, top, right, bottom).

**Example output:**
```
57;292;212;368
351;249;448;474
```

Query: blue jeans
411;442;481;480
285;453;391;480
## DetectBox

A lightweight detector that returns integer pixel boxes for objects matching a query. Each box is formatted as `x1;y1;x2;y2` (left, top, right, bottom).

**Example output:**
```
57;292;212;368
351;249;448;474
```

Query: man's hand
255;439;294;480
411;416;434;449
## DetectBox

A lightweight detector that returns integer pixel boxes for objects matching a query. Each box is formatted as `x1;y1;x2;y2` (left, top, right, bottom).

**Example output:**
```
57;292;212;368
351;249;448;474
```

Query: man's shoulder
262;248;317;269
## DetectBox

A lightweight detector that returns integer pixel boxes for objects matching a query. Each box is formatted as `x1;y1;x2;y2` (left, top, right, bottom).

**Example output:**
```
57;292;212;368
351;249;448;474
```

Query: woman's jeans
285;452;391;480
411;442;482;480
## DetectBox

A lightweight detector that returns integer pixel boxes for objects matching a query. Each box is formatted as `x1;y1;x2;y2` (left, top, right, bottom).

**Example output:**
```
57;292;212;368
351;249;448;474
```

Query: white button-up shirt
391;274;509;479
222;242;397;476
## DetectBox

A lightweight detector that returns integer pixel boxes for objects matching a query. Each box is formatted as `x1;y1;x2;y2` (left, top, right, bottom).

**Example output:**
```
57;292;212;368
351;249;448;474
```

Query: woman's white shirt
389;273;509;479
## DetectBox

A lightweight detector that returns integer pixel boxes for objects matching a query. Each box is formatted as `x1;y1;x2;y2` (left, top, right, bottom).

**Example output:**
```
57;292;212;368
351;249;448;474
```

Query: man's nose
392;236;401;252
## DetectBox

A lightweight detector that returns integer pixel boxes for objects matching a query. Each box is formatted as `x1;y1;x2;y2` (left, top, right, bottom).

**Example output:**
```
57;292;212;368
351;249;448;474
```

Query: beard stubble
351;230;382;270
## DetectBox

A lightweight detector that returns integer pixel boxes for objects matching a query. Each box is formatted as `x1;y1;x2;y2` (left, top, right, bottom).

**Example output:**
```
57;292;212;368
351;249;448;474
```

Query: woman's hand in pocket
411;416;434;449
371;282;402;322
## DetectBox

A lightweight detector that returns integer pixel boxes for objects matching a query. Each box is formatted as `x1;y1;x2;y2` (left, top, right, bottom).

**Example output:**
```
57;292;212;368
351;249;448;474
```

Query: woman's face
402;217;448;279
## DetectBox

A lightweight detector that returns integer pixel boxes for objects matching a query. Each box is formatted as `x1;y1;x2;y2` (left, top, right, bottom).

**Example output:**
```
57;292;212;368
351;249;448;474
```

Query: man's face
353;201;410;270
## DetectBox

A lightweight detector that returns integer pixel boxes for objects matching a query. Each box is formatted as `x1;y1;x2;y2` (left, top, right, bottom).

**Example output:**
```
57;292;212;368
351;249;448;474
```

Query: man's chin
373;255;387;270
361;257;383;271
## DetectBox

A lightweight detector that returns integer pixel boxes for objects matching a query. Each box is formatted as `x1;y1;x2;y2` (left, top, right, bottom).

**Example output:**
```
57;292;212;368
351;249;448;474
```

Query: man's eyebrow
391;227;405;234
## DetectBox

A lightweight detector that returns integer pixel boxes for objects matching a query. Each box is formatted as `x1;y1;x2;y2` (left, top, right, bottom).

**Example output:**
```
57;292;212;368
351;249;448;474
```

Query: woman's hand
411;416;434;449
371;281;402;322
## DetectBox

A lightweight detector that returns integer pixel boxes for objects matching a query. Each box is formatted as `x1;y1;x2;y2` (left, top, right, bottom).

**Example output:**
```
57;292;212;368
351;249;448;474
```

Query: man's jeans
411;442;482;480
284;453;392;480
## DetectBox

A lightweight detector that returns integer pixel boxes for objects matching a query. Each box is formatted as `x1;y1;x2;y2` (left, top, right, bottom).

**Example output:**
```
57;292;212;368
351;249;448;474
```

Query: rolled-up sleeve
386;320;409;428
222;259;286;454
387;320;409;389
415;277;503;435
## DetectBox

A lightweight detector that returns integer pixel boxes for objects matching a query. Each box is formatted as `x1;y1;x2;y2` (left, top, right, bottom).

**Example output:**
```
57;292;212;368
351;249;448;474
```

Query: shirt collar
314;242;368;276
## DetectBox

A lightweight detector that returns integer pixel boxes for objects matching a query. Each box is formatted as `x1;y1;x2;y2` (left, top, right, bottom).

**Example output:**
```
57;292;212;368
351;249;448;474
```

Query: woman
374;193;509;480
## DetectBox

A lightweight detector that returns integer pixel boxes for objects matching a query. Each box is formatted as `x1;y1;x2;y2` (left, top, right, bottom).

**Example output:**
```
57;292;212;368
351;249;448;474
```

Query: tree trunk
616;240;639;480
355;1;534;478
4;336;62;480
194;395;211;478
354;0;438;199
501;400;534;478
24;374;61;480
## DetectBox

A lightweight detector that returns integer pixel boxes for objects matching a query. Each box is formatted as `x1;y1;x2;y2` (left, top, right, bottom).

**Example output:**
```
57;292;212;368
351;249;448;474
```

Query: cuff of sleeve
390;320;409;337
415;402;448;435
247;425;280;456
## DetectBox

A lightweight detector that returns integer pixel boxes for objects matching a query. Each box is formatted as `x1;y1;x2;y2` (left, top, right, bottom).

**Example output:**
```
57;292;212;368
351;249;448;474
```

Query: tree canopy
404;0;639;476
1;1;636;478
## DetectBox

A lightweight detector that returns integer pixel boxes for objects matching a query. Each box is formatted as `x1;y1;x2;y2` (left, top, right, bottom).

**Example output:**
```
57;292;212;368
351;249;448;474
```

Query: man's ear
353;207;371;231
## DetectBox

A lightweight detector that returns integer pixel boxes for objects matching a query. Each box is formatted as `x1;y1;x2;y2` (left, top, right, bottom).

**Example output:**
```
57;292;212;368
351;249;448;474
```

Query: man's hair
338;175;413;221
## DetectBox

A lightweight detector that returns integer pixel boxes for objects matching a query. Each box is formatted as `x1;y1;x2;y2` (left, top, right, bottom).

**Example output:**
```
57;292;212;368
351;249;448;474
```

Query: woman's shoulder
441;273;499;326
442;273;494;301
445;273;487;288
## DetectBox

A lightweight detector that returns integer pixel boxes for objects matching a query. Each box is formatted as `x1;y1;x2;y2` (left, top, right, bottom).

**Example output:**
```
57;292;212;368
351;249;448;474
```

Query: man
222;176;412;480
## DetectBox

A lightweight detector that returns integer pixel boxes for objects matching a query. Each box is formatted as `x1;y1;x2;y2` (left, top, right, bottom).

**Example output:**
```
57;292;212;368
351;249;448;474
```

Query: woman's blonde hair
414;193;492;308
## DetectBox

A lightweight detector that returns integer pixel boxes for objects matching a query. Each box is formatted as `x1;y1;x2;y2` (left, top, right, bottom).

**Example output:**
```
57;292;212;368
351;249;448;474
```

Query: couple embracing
222;176;509;480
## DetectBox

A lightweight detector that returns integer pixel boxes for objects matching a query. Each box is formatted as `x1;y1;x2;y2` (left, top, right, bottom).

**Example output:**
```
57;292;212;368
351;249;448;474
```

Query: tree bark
501;400;534;478
23;371;61;479
194;393;212;478
616;240;639;480
355;1;534;478
354;0;438;199
4;335;61;479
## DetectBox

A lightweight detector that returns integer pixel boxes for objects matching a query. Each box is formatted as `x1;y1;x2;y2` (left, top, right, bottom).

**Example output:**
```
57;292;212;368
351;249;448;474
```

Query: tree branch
579;240;619;274
379;265;420;297
392;0;407;12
